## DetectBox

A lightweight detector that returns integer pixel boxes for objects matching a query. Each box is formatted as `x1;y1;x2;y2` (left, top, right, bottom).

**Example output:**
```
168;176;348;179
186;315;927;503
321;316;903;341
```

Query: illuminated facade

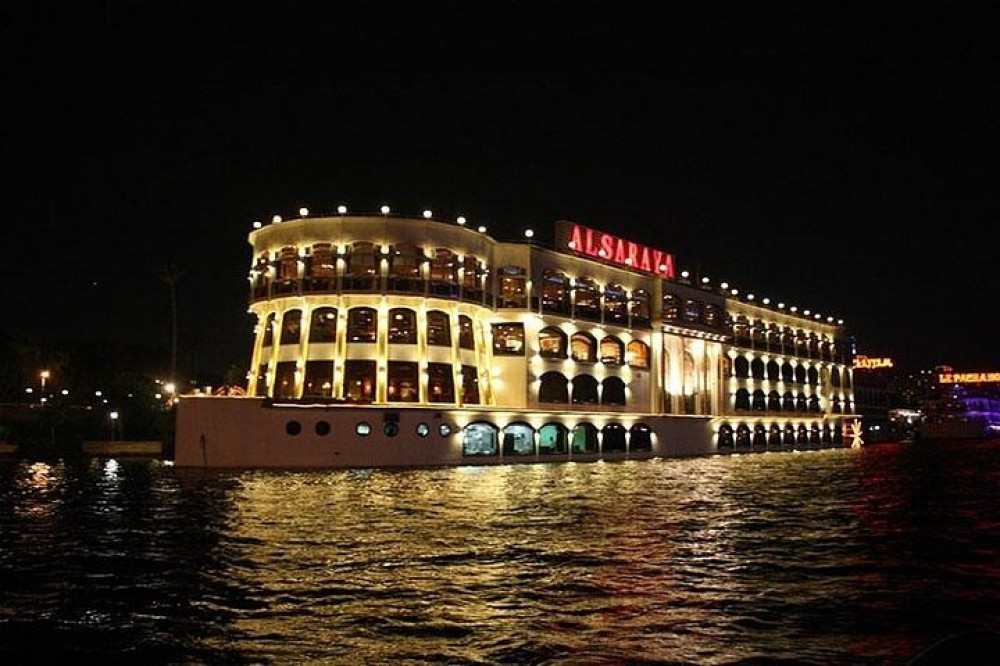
174;212;857;468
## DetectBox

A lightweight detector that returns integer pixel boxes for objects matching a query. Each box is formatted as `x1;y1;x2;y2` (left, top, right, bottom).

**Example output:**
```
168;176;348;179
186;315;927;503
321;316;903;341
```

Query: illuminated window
683;299;700;324
426;310;451;346
302;361;334;398
600;336;624;365
502;422;535;456
461;255;481;297
388;308;417;344
254;363;267;397
306;243;335;292
278;246;298;281
538;326;567;359
627;340;649;369
574;277;600;320
541;269;571;315
261;312;276;347
498;265;527;308
701;303;721;328
429;248;458;297
630;289;650;326
458;315;475;350
343;361;375;402
427;363;455;403
347;307;377;343
463;422;499;456
460;365;480;404
309;307;337;343
388;243;423;293
604;283;627;324
570;332;596;363
344;242;378;290
662;293;680;322
538;422;568;454
387;361;419;402
273;361;296;399
571;423;599;453
280;309;302;345
492;323;525;355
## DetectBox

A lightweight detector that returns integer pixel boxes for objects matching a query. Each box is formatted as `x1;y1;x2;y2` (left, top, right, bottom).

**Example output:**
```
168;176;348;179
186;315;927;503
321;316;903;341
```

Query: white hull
173;396;846;469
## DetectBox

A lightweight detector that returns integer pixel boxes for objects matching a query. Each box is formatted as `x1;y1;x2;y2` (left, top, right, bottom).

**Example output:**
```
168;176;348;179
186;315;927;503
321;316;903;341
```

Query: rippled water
2;441;999;665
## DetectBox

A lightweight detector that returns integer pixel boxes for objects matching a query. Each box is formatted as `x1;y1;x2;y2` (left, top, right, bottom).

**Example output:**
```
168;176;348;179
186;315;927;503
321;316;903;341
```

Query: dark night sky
5;2;998;381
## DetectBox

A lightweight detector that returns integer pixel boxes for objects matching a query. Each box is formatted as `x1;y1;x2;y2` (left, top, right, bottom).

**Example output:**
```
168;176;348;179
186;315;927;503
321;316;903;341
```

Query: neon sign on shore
854;355;894;369
556;221;676;279
938;372;1000;384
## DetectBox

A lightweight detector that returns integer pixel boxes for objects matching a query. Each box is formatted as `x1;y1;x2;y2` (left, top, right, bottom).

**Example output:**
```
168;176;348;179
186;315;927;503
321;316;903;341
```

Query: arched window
604;283;627;324
752;389;766;411
630;289;651;327
276;246;298;294
492;323;525;355
280;309;302;345
796;424;809;445
538;422;569;454
309;307;338;343
602;423;627;452
735;388;751;410
734;356;750;378
347;307;377;342
794;365;807;384
796;393;808;412
843;370;853;389
751;358;765;379
627;340;650;369
571;375;599;404
600;336;624;365
768;390;782;411
783;423;797;445
717;424;735;448
463;422;499;456
458;314;475;350
766;360;780;381
735;423;751;446
344;242;378;290
502;422;535;456
629;424;652;451
782;362;795;382
538;326;568;359
538;372;569;403
822;423;833;443
426;311;451;346
387;361;419;402
810;424;821;444
830;367;842;388
571;423;599;453
388;308;417;344
261;312;276;347
768;424;783;447
306;243;336;292
601;377;626;405
574;277;600;320
427;363;455;403
832;397;842;414
540;269;571;315
783;392;795;411
753;424;768;447
570;332;597;363
273;361;296;398
807;366;819;385
809;395;821;413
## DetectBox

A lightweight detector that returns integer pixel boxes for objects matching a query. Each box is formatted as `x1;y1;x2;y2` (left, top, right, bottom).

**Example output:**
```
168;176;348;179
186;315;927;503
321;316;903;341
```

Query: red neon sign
556;221;676;279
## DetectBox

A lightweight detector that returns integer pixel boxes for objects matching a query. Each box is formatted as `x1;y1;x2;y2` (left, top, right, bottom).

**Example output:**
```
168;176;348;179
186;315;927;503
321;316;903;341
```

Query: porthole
356;422;372;437
416;422;430;438
439;423;452;437
315;420;331;436
384;421;399;437
286;421;302;436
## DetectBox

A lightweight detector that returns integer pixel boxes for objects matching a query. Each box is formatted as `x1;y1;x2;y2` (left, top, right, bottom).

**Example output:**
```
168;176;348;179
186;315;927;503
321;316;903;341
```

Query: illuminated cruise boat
173;208;859;468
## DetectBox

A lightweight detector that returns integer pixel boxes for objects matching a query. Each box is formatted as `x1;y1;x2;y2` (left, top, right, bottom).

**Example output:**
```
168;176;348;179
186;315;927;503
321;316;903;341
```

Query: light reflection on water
2;442;999;664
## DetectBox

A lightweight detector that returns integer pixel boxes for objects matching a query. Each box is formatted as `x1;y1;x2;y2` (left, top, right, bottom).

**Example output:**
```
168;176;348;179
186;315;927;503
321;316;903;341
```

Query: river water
1;441;998;665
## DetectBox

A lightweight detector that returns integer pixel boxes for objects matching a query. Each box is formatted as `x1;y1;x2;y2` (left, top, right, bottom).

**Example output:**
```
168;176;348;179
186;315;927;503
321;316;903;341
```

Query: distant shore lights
557;221;675;279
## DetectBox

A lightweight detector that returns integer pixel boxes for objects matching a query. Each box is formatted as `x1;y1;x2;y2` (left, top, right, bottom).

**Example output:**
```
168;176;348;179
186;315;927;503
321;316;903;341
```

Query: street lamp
39;370;50;405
